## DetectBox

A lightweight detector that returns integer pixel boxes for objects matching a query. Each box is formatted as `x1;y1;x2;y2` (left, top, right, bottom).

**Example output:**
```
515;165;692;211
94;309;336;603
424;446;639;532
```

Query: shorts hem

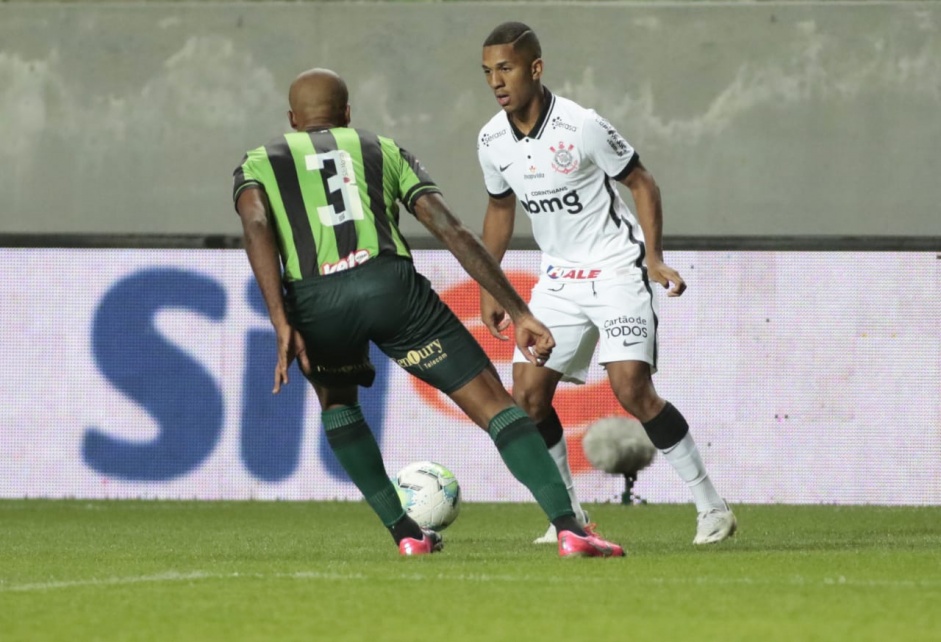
434;357;490;395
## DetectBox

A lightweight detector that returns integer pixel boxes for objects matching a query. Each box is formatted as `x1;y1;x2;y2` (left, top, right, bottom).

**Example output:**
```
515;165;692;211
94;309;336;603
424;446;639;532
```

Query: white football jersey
477;89;645;281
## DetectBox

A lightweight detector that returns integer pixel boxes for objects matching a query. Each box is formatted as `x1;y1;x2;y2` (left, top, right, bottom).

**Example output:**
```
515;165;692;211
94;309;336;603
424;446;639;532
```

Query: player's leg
592;273;735;543
310;381;439;554
605;360;736;544
512;362;591;542
375;260;622;555
512;281;601;541
284;259;438;555
445;365;622;557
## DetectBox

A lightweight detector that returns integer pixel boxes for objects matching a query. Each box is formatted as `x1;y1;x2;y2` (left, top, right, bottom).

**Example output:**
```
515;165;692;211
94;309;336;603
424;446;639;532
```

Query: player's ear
288;110;298;131
531;58;543;81
343;104;351;126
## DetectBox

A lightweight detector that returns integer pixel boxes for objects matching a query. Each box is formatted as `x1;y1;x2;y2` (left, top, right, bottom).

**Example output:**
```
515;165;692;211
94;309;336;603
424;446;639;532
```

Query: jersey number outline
305;151;366;227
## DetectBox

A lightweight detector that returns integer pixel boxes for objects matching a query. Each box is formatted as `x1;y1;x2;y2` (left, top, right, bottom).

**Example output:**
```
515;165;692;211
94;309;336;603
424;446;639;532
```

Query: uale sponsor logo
547;266;602;280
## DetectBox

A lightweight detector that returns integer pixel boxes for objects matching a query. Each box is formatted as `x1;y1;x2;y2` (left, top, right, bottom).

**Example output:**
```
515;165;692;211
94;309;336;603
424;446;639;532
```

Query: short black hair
483;22;542;62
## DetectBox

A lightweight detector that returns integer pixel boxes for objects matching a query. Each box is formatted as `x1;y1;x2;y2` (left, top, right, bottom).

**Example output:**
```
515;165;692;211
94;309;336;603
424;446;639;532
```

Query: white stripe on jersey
477;90;645;281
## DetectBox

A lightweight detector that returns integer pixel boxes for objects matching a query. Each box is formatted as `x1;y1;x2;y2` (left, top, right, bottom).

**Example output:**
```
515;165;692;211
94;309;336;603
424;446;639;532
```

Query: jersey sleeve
477;136;512;199
395;146;442;215
582;111;639;181
232;150;266;212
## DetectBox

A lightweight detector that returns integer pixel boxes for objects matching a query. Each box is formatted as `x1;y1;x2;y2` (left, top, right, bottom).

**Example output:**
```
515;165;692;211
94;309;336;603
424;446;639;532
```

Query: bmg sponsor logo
603;316;648;340
520;190;584;215
396;339;448;371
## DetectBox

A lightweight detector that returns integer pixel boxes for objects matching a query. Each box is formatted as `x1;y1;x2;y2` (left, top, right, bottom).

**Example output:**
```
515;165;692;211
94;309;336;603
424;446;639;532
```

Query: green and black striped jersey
233;127;440;281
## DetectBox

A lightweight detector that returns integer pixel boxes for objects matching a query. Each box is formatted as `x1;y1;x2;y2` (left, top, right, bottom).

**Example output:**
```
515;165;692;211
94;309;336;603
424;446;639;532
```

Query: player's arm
479;193;518;340
236;187;310;390
619;160;686;297
413;192;553;364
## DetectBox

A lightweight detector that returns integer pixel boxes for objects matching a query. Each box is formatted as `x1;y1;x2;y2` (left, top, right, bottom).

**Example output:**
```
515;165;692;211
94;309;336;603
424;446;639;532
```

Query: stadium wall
1;1;940;242
1;248;938;505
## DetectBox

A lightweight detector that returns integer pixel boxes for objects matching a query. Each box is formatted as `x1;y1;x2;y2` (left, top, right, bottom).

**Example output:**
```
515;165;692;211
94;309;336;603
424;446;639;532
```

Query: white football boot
534;509;590;545
693;500;737;545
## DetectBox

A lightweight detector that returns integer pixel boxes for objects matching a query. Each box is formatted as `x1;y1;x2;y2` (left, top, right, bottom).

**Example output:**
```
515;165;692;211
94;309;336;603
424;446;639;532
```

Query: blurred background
1;0;939;241
0;1;938;505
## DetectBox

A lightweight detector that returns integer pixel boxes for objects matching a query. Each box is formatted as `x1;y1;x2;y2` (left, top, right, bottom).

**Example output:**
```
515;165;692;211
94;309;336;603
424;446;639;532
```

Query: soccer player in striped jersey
233;68;624;558
476;23;737;545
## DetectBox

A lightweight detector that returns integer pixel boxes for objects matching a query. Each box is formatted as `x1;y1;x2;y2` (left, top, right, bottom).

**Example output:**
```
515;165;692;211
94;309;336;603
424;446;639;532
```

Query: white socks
548;438;588;524
660;432;725;513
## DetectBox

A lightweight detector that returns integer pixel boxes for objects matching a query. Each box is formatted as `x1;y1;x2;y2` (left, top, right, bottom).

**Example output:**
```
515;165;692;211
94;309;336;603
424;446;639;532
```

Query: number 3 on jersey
305;150;366;227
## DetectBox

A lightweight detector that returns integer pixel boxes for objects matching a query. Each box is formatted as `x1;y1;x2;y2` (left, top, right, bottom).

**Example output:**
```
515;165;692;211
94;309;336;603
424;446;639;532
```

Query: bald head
288;68;350;130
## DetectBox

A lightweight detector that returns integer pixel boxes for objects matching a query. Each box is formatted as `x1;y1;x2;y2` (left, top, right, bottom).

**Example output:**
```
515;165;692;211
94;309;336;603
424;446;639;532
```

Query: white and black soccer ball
394;461;461;531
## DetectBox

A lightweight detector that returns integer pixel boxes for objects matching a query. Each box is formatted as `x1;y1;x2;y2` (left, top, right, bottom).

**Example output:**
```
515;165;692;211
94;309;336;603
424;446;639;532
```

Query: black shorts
284;254;489;392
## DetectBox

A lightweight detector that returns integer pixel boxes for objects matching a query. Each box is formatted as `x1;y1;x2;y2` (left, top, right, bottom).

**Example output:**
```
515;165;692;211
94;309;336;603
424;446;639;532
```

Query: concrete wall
1;2;939;240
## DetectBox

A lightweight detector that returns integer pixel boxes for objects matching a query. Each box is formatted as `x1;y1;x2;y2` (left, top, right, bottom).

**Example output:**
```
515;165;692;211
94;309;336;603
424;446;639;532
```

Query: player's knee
613;379;657;418
511;387;551;419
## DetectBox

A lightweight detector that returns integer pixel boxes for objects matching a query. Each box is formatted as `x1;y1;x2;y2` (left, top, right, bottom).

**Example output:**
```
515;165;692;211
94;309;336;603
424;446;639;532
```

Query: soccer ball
394;461;461;531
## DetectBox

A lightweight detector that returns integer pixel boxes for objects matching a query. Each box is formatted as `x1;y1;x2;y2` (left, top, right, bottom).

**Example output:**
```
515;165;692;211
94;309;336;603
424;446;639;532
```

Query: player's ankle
552;514;585;537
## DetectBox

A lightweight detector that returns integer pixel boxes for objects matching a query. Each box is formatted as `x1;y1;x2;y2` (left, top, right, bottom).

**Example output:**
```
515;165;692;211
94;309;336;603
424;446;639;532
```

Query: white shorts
512;270;659;384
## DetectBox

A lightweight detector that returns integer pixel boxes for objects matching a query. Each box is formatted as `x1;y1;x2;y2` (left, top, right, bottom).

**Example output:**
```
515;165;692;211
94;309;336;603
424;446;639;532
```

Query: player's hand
480;289;511;341
647;260;687;297
514;313;556;366
273;325;311;394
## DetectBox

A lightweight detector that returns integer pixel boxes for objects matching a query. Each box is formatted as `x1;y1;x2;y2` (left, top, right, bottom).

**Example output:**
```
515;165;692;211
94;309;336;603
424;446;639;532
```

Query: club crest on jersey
546;265;602;280
550;141;579;174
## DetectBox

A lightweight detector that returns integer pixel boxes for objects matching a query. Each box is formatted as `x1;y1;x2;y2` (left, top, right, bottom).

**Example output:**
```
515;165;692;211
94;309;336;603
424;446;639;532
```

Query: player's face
482;44;542;114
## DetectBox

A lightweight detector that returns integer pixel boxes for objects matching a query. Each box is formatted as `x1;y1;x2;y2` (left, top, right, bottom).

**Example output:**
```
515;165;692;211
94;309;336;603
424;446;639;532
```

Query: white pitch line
2;570;939;594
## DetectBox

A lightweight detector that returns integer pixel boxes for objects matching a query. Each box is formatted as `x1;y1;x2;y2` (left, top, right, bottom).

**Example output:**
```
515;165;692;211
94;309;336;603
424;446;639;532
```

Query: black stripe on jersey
487;187;514;200
620;200;659;369
232;155;263;210
309;130;359;261
402;182;441;214
357;130;397;255
232;155;249;201
508;87;555;141
602;178;623;229
612;152;640;182
398;147;441;214
266;139;317;279
602;175;658;366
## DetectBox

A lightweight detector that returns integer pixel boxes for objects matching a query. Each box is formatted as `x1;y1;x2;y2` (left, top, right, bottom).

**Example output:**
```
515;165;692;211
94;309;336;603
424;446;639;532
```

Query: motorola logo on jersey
520;190;584;215
603;315;648;339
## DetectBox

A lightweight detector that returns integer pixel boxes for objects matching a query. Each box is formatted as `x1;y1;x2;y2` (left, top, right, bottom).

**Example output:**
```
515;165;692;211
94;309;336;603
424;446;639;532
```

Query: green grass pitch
2;500;939;641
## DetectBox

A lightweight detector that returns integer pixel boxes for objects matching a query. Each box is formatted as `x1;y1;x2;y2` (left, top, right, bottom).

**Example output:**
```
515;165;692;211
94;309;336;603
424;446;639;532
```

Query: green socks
322;404;404;527
488;406;576;522
323;403;576;534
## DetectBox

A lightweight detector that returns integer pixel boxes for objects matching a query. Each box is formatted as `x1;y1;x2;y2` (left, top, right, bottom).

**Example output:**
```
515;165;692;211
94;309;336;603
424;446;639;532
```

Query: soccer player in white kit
476;22;737;545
